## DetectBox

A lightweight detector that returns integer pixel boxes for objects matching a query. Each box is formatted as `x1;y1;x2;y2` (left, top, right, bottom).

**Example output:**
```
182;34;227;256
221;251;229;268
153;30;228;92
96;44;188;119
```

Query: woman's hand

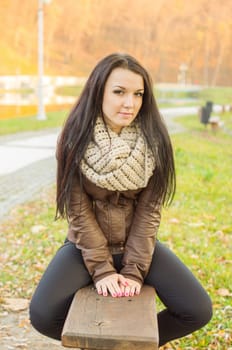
95;273;128;297
120;278;141;297
96;274;141;297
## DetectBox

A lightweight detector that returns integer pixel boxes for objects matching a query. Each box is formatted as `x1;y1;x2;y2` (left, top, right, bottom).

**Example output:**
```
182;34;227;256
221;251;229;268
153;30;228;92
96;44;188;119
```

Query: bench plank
62;284;159;349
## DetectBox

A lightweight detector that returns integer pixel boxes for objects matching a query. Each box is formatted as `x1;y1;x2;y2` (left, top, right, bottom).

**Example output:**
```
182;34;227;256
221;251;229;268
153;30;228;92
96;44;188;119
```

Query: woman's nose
123;94;134;108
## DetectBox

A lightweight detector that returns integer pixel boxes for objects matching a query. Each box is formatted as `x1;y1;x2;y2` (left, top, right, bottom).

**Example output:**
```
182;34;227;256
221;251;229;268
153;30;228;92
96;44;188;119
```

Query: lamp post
178;63;188;86
37;0;51;120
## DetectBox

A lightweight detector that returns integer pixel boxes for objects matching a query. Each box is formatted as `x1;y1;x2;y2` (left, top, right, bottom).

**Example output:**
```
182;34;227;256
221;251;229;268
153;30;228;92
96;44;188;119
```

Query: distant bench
199;102;224;131
208;116;224;130
62;284;159;350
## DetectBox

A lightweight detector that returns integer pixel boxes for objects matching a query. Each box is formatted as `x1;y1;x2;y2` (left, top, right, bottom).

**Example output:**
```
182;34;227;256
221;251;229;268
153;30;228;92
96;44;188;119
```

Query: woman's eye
135;92;144;97
113;90;124;95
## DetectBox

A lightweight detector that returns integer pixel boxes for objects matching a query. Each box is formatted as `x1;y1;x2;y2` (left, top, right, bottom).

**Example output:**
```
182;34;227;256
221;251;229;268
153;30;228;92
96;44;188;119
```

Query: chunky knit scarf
80;117;155;191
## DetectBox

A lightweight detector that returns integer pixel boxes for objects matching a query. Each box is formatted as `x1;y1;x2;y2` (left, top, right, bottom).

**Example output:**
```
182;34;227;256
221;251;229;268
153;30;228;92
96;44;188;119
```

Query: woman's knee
181;291;213;332
29;298;63;340
192;293;213;329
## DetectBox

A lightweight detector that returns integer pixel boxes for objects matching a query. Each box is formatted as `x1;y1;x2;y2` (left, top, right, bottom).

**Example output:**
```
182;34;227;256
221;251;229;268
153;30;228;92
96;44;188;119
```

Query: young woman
30;53;212;347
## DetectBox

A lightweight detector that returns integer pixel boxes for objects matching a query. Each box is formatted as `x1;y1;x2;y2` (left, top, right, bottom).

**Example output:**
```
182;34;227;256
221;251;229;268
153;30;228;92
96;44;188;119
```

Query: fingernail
117;293;122;297
103;292;107;296
112;293;117;297
125;292;129;296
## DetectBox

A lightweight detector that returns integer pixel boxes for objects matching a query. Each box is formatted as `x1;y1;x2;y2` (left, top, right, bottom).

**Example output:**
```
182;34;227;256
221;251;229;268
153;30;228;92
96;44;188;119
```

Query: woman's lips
118;112;133;117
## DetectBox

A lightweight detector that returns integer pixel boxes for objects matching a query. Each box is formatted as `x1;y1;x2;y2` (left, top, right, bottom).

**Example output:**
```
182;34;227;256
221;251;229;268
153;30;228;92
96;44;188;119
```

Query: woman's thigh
30;241;92;336
145;241;212;318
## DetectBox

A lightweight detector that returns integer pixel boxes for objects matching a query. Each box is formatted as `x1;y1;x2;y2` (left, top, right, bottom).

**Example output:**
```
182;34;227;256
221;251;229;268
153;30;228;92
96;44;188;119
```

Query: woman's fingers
118;274;129;287
96;275;142;298
96;274;123;297
123;278;142;297
135;283;141;295
129;285;136;296
119;284;125;296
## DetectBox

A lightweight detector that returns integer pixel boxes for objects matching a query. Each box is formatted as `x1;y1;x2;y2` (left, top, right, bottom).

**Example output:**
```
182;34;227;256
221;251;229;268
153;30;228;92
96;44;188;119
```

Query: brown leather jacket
67;173;161;285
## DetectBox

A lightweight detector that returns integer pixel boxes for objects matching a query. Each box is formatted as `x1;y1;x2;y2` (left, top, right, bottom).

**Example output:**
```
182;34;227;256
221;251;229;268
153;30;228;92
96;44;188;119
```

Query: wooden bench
208;115;223;131
62;284;159;350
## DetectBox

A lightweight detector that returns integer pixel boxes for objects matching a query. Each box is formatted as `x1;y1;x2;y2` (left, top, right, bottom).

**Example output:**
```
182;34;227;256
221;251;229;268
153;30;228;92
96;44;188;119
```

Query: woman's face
102;67;144;134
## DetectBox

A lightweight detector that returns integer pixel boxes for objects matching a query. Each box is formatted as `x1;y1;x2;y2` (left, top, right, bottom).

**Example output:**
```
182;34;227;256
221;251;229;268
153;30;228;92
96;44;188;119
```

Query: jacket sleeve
67;175;116;283
120;176;162;284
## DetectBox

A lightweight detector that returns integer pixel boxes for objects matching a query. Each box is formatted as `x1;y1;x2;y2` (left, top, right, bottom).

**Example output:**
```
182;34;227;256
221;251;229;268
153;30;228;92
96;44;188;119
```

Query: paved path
0;129;60;220
0;106;201;221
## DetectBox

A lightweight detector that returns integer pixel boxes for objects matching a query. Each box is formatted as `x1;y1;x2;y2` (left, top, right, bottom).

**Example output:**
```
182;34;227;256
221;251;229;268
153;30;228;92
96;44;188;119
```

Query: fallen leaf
190;254;199;259
15;342;28;349
18;318;30;329
31;225;46;234
3;298;29;312
34;262;46;272
169;218;179;224
188;222;205;227
216;288;231;297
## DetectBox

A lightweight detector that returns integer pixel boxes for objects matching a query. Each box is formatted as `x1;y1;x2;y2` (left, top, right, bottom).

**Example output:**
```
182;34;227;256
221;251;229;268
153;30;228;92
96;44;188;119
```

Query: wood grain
62;284;159;349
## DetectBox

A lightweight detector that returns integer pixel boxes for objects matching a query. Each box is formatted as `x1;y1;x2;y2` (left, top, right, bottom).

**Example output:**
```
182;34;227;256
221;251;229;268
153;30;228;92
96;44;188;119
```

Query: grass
155;86;232;106
0;108;68;135
159;133;232;349
0;88;34;94
176;110;232;132
0;111;231;349
54;85;83;96
199;87;232;106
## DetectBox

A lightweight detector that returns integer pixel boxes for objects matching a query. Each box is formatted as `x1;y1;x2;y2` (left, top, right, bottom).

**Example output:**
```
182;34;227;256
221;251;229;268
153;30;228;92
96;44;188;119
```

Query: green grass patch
0;120;231;348
155;88;198;100
158;131;232;349
0;88;34;94
157;100;199;108
155;86;232;106
199;86;232;106
0;109;68;135
175;111;232;133
55;85;83;96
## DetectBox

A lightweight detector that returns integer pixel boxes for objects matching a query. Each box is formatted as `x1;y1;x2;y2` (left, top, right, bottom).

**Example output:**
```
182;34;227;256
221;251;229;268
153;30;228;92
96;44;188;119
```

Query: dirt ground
0;301;76;350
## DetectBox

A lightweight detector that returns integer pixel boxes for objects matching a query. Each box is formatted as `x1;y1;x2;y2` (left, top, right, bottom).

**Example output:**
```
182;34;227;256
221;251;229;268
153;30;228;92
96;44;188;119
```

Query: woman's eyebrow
113;85;126;89
113;85;144;91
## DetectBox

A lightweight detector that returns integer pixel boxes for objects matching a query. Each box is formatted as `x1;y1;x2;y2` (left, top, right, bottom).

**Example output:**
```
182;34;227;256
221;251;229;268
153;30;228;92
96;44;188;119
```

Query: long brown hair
56;53;176;218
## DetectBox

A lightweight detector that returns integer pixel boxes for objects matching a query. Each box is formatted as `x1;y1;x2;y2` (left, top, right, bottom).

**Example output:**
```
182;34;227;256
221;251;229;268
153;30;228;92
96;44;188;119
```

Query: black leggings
29;241;212;347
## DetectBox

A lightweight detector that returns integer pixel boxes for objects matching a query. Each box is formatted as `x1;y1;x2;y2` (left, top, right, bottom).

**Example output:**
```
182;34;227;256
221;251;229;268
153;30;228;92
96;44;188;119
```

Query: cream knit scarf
80;117;155;191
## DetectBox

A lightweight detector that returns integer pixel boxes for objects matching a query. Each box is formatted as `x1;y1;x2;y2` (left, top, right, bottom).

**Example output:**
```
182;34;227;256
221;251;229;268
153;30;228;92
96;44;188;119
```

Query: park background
1;0;232;84
0;0;231;349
